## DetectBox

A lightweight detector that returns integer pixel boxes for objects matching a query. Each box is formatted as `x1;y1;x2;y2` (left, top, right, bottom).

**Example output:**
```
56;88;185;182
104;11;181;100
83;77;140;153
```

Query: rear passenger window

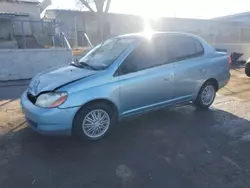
194;40;204;54
166;36;204;62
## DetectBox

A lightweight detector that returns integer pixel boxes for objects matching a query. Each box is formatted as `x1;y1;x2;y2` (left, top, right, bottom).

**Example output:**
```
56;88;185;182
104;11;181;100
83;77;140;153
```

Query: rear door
116;35;175;117
170;35;206;102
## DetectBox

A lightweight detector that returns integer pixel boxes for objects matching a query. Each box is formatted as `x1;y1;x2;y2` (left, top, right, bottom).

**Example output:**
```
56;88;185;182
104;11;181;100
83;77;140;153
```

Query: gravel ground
0;69;250;188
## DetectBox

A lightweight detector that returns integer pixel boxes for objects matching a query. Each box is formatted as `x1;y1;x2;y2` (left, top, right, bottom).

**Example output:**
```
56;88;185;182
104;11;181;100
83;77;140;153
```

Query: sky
49;0;249;19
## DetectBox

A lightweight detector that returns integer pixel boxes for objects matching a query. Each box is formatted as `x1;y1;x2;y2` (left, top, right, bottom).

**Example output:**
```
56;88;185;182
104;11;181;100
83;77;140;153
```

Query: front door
116;36;175;117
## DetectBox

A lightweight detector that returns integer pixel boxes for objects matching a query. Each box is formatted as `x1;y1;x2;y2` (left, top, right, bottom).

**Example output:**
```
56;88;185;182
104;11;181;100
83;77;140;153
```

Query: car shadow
1;106;250;188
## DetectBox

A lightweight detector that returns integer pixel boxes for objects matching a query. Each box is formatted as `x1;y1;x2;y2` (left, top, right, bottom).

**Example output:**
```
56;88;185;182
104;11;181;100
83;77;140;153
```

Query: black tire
72;103;117;140
194;81;216;109
245;62;250;77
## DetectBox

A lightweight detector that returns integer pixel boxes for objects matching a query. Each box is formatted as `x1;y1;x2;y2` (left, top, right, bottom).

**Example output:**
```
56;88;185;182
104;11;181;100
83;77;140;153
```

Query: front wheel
194;82;216;109
73;103;116;140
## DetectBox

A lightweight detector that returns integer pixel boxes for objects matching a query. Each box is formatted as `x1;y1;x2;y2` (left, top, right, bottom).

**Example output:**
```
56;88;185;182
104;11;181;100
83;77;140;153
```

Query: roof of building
18;0;40;3
1;0;40;4
213;12;250;20
0;12;29;18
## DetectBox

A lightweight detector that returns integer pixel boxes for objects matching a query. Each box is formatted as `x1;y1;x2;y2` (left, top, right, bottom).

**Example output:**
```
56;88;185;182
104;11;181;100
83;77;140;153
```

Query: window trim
114;35;205;77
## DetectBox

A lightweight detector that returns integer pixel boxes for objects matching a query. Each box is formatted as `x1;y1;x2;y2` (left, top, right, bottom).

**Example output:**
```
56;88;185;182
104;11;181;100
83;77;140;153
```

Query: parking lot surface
0;69;250;188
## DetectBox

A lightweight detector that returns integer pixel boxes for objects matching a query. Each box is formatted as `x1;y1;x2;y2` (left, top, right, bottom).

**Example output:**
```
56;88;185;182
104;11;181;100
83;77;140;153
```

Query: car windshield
78;37;137;70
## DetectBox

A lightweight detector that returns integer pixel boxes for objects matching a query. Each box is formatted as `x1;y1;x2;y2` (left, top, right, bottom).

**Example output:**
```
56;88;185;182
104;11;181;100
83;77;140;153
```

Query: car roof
116;32;201;40
113;31;213;54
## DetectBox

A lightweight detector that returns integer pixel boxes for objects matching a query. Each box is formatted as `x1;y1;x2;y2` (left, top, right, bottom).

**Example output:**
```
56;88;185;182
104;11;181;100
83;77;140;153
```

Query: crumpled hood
28;65;98;96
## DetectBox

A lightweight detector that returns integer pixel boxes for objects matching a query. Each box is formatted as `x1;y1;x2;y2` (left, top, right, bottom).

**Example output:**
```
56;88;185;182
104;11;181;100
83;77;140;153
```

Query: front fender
58;82;120;112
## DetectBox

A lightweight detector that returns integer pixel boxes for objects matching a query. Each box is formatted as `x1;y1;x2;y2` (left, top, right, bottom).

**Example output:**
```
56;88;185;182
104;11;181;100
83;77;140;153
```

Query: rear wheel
73;103;116;140
194;82;216;109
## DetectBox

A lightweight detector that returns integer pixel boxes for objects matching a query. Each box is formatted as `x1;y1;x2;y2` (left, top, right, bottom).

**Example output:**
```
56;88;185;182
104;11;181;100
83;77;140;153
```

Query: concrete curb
0;79;30;87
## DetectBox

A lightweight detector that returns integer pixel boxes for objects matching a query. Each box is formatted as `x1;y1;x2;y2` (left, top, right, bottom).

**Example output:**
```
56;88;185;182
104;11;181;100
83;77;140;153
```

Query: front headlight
35;92;67;108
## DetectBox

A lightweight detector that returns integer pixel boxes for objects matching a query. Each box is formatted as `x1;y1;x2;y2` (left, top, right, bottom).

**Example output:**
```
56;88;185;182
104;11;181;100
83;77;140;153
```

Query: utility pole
74;16;78;48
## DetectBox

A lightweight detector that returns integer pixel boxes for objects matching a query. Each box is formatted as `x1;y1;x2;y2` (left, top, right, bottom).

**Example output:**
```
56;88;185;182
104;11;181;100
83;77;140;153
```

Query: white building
214;12;250;23
0;0;41;20
0;0;51;48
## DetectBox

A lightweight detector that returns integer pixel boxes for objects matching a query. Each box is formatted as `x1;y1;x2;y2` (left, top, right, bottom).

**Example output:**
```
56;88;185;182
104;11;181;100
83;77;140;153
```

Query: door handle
199;69;207;73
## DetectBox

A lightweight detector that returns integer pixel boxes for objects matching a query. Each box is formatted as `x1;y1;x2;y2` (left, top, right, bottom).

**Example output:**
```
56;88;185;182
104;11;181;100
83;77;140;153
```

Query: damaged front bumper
21;90;79;136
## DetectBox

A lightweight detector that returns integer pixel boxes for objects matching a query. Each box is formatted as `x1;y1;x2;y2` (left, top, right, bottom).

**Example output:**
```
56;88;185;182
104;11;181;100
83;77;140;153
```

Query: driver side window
118;42;151;75
118;37;167;75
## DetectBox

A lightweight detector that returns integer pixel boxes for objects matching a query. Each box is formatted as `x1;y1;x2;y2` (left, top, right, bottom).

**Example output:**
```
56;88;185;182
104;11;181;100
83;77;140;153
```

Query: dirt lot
0;69;250;188
219;68;250;100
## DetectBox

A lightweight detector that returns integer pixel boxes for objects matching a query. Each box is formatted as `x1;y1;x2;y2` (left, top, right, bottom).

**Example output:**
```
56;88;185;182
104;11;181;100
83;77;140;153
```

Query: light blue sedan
21;32;230;140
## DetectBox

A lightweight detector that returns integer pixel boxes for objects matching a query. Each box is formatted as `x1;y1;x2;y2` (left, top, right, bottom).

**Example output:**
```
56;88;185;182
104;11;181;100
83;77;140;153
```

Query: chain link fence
0;18;69;49
1;14;250;49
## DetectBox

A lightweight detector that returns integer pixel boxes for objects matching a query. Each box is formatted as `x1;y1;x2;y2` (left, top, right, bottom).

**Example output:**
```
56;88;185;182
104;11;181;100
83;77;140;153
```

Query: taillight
228;55;232;65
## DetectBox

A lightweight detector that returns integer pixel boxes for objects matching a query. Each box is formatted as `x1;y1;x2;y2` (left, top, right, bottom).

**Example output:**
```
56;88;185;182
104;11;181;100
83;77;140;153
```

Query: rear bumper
21;90;79;136
218;72;231;89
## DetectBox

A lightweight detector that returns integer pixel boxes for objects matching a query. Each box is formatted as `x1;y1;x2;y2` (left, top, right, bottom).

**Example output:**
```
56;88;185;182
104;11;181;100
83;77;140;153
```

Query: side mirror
70;58;79;65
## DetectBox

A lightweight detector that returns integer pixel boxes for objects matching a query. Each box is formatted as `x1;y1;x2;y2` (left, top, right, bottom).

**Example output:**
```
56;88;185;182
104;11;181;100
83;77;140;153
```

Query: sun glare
142;18;154;39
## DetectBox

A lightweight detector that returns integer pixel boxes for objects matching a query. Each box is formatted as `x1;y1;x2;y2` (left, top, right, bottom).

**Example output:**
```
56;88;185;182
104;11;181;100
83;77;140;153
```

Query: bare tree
78;0;111;42
78;0;111;13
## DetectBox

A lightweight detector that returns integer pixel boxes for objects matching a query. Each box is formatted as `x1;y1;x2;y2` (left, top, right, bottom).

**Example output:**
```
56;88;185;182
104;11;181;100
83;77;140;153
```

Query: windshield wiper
78;61;97;70
70;59;96;70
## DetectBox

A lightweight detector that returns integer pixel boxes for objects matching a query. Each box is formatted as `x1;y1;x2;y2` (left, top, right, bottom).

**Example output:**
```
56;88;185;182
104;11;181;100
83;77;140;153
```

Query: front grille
27;92;37;104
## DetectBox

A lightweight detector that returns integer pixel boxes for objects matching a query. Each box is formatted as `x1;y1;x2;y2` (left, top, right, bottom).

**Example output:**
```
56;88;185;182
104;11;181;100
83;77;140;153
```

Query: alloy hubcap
82;109;110;138
201;85;215;105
